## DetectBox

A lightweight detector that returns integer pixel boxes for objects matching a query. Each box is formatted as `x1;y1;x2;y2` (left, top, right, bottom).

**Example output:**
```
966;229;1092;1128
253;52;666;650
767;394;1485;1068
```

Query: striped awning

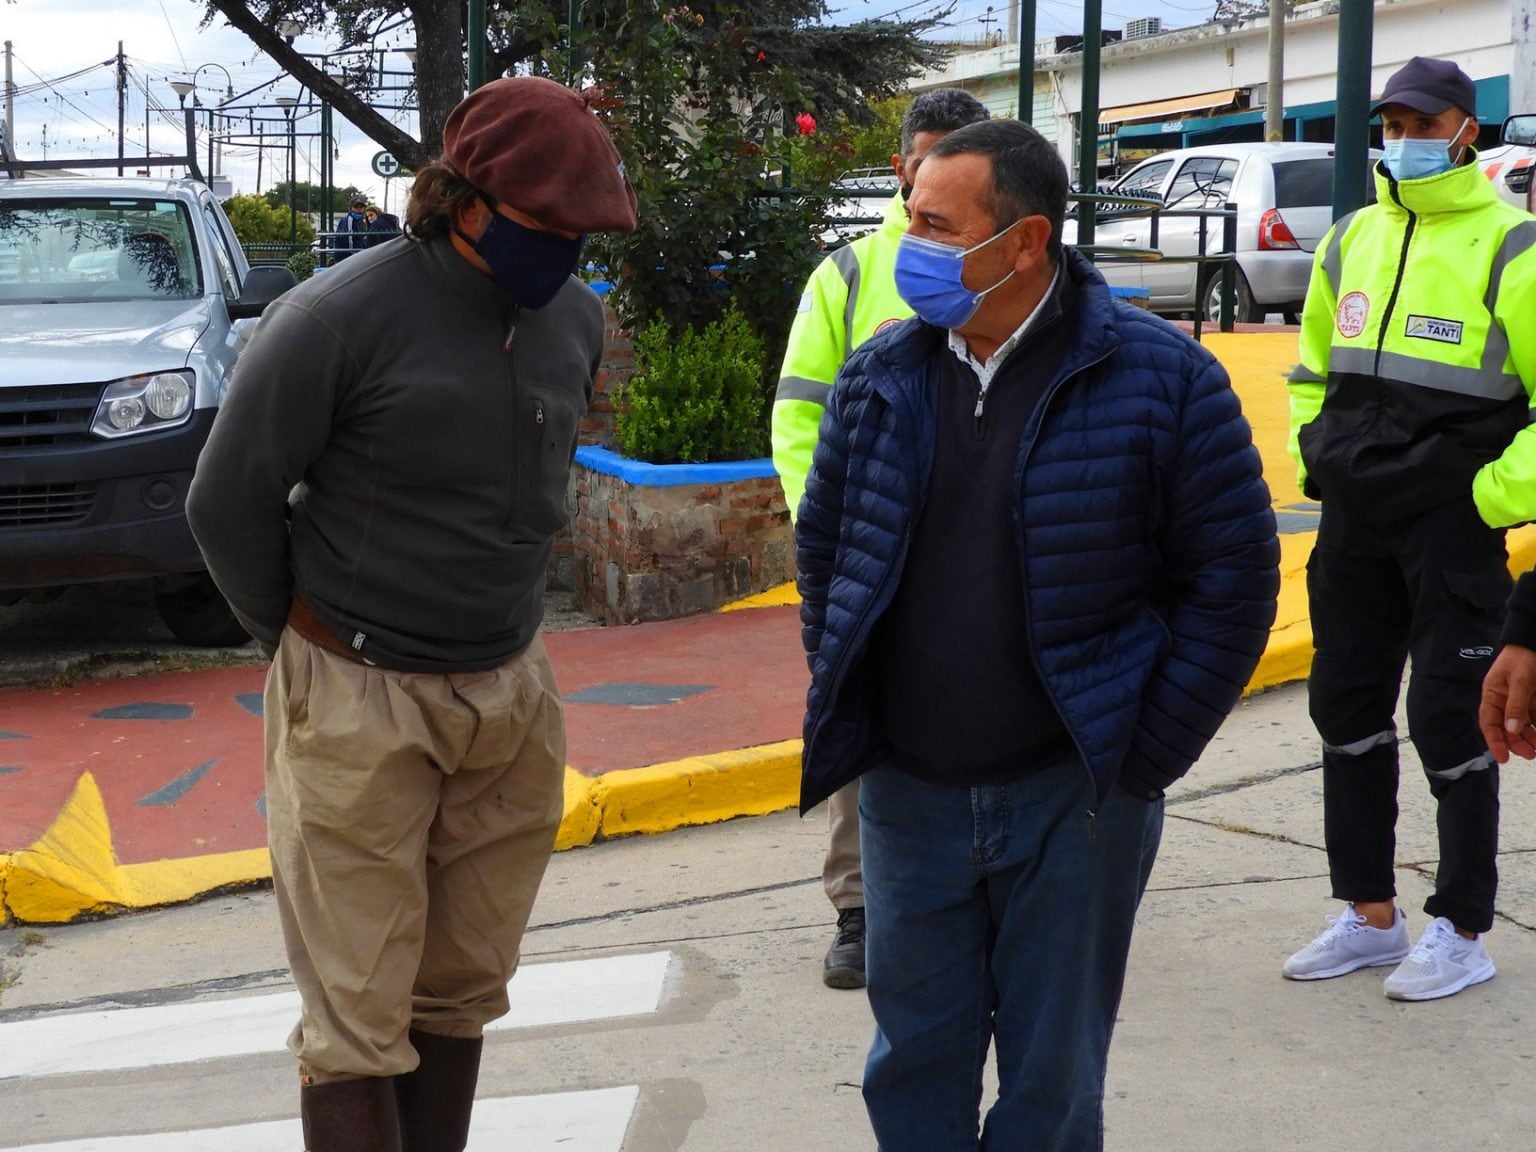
1099;88;1246;125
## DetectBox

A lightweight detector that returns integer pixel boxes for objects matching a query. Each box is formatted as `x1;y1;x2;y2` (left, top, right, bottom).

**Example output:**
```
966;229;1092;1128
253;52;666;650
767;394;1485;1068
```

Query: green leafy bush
287;250;319;281
616;306;769;465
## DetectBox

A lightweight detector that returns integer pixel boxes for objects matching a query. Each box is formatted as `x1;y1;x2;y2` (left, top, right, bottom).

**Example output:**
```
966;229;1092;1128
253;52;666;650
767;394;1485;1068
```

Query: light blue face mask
894;219;1022;329
1382;118;1469;182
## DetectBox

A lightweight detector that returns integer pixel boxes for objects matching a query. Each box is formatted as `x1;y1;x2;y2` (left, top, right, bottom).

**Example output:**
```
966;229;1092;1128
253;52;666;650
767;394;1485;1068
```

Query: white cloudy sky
3;0;1214;201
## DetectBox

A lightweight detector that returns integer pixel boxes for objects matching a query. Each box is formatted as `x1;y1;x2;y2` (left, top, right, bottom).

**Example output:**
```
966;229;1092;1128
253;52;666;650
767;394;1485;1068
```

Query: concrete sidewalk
2;331;1533;926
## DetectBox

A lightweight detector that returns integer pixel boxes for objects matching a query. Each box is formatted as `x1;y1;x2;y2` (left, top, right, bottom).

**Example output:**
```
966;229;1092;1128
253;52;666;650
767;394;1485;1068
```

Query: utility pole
1332;0;1373;220
256;122;264;195
4;40;15;165
468;0;487;91
1077;0;1103;247
1265;1;1287;141
117;42;127;175
1014;1;1037;125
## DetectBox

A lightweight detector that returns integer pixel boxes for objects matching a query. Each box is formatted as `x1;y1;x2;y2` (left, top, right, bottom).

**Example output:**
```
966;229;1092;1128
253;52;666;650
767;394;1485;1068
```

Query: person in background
795;117;1278;1150
364;204;401;248
187;76;637;1151
333;196;370;261
772;87;991;990
1281;56;1536;1002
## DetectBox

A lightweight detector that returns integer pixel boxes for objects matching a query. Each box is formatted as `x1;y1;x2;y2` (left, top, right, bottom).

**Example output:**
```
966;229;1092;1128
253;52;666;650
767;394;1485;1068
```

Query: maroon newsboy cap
442;76;638;235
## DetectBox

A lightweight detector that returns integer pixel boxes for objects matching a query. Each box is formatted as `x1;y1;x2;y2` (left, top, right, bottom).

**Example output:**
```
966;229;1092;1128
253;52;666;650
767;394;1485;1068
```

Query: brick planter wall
548;301;631;591
568;447;793;625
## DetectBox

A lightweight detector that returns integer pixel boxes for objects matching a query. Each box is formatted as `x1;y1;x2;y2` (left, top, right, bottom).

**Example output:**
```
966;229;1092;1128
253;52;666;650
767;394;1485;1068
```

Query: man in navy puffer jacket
796;119;1279;1151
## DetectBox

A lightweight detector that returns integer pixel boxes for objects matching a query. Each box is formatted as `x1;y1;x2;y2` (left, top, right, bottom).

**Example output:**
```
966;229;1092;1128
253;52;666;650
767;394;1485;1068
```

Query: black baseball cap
1371;56;1477;119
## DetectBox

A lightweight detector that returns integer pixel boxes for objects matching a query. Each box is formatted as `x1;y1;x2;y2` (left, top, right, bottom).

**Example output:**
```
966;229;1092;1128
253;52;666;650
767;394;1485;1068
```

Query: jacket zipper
1374;180;1417;377
1014;342;1119;826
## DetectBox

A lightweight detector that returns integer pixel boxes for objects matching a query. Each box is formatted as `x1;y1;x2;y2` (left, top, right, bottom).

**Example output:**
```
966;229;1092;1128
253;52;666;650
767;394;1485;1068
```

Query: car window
1166;157;1239;206
201;200;241;298
1116;159;1174;200
1272;156;1381;208
0;198;201;304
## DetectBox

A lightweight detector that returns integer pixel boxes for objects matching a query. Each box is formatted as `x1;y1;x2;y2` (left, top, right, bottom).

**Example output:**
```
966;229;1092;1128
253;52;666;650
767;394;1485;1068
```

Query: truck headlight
91;371;195;438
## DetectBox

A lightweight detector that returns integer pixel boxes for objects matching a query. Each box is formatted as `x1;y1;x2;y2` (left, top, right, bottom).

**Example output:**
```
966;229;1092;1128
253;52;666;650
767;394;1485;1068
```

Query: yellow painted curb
0;772;271;925
0;744;805;924
557;740;802;845
720;582;799;612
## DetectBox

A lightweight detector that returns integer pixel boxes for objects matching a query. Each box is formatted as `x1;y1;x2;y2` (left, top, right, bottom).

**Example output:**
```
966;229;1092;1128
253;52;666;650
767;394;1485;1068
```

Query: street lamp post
187;63;235;187
276;96;299;247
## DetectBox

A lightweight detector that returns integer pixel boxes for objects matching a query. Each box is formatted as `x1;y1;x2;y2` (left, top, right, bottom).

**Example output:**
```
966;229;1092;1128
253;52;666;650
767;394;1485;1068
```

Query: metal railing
1071;191;1240;338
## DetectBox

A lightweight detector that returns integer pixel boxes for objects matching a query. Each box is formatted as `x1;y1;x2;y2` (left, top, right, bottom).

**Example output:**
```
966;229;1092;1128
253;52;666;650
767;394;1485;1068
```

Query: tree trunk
410;1;466;158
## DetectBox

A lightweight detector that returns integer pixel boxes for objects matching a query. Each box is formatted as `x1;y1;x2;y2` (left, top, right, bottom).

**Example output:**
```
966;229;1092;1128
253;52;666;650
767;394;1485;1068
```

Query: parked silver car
0;176;296;645
1067;142;1380;323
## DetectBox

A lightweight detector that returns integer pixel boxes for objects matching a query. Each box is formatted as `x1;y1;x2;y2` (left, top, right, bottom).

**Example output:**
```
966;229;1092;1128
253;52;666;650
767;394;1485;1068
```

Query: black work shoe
823;907;867;989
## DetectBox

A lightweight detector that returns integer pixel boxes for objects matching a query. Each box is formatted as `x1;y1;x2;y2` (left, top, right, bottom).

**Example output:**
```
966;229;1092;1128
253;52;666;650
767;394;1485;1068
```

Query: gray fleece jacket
187;234;603;671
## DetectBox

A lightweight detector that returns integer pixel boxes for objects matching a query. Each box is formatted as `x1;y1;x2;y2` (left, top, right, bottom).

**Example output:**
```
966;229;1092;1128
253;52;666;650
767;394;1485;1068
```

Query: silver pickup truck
0;176;295;645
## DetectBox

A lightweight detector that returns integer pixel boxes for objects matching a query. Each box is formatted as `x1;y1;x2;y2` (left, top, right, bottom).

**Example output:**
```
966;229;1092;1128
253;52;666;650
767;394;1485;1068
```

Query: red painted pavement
0;605;807;865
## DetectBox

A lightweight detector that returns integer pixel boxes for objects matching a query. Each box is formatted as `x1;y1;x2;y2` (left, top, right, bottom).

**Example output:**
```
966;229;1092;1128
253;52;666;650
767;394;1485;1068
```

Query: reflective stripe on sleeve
1287;364;1326;383
830;245;861;356
1320;210;1357;296
775;374;833;404
1482;220;1536;385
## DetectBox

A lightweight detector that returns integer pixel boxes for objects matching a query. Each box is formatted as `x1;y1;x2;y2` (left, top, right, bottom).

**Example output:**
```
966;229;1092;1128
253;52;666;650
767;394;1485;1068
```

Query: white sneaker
1282;903;1410;980
1383;917;1496;1001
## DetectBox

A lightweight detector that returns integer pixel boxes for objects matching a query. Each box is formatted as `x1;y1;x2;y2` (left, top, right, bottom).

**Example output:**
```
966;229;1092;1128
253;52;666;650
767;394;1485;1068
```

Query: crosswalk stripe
1;1086;640;1151
0;951;672;1080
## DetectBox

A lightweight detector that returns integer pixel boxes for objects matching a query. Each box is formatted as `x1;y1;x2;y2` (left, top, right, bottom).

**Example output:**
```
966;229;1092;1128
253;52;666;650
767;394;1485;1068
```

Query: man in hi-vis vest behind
773;88;990;989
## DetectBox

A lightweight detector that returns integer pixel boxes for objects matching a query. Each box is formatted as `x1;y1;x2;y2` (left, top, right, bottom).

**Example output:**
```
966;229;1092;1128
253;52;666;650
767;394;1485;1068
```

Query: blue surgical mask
1382;119;1469;182
894;220;1021;329
462;197;586;309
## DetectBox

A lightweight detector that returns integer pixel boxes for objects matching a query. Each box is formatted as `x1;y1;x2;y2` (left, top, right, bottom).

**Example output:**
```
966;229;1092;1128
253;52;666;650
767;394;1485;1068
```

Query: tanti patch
1404;314;1464;344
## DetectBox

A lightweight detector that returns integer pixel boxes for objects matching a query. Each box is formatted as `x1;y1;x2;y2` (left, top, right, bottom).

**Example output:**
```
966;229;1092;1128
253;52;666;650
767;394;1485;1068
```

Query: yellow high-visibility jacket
1288;154;1536;528
772;194;912;520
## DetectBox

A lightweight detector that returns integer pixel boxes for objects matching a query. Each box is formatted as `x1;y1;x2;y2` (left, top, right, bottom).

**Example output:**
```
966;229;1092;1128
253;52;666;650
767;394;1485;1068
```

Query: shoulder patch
796;290;813;314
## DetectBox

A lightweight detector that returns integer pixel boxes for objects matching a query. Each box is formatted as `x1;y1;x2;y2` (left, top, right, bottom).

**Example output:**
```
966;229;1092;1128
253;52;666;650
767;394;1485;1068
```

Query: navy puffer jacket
796;249;1279;813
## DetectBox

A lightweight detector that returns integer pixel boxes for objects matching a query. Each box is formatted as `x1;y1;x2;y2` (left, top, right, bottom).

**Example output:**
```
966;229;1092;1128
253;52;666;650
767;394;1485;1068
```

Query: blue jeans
859;757;1164;1152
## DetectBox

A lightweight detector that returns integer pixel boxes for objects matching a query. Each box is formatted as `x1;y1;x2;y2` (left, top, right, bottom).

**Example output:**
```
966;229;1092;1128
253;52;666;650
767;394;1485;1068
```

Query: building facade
912;0;1516;177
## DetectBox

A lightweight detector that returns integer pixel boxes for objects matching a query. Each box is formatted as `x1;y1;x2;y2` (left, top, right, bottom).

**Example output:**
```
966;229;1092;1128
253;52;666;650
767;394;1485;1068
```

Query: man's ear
1012;216;1055;270
890;152;905;182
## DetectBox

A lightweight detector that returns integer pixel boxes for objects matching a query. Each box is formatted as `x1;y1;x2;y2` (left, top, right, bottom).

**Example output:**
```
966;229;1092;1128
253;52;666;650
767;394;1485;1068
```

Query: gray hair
900;88;992;158
927;119;1070;257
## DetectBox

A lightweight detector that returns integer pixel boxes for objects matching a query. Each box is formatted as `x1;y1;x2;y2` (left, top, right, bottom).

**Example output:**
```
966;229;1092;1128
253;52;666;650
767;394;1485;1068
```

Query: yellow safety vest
772;194;913;519
1288;154;1536;527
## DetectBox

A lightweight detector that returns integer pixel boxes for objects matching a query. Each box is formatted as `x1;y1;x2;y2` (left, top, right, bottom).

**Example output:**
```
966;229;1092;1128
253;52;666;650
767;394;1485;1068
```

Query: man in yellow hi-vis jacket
1283;56;1536;1002
773;88;990;989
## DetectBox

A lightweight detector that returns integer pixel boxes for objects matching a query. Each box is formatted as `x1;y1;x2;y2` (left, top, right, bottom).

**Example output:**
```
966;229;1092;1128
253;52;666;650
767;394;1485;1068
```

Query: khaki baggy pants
264;629;566;1083
823;779;863;910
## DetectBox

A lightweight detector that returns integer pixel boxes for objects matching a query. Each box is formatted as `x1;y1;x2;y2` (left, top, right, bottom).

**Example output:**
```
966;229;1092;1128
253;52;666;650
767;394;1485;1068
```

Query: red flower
756;50;766;62
795;112;817;136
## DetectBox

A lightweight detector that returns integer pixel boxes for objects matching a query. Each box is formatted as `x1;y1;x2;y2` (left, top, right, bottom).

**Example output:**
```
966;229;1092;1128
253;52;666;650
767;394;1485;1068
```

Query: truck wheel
156;575;251;647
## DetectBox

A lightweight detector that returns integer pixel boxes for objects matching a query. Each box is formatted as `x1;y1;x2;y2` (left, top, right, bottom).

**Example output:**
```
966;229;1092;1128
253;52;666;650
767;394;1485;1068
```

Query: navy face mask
466;196;586;309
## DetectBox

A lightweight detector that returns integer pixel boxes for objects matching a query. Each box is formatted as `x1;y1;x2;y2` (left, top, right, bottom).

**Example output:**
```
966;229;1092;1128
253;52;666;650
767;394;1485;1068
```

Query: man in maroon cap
188;76;637;1150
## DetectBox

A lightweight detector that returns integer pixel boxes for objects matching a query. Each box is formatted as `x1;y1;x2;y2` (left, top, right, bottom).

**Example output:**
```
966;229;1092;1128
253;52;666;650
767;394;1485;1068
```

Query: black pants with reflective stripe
1306;498;1504;933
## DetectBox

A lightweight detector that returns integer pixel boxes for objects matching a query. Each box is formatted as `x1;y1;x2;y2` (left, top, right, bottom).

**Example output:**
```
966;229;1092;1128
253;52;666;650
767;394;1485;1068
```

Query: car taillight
1258;208;1300;251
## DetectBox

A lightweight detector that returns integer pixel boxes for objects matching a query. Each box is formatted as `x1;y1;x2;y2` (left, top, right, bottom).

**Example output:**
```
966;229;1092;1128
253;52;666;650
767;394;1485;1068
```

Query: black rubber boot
395;1029;484;1152
824;906;867;989
300;1076;403;1152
